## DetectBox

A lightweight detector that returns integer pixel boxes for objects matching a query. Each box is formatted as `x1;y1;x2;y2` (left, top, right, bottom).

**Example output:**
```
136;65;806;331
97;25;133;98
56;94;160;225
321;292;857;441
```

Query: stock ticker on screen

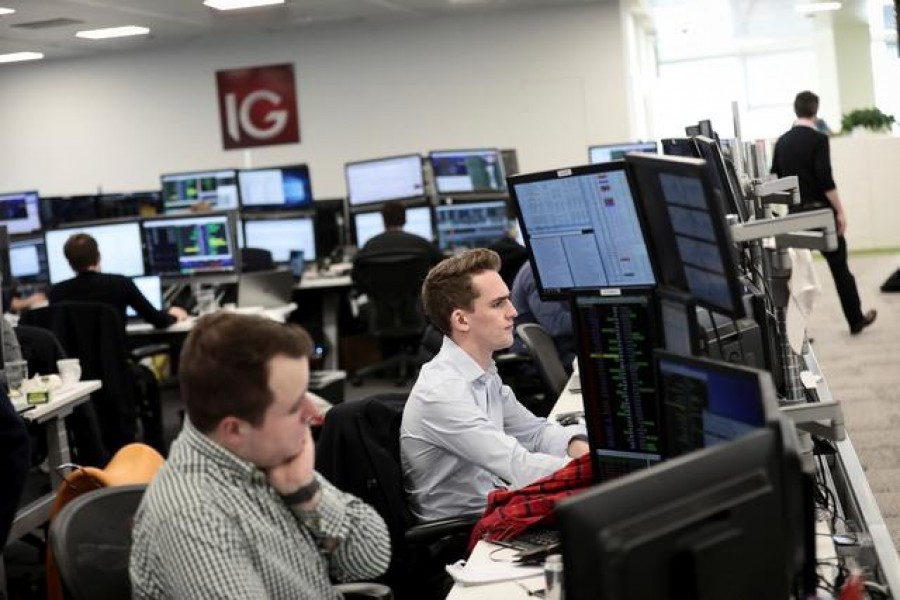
144;216;235;276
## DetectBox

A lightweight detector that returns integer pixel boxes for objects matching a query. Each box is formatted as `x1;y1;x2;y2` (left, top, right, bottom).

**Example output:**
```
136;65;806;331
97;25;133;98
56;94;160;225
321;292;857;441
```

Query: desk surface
13;379;102;422
127;303;296;334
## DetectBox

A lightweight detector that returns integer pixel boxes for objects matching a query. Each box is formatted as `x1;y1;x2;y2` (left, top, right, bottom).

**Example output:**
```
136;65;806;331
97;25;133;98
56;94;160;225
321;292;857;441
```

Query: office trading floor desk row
447;349;900;599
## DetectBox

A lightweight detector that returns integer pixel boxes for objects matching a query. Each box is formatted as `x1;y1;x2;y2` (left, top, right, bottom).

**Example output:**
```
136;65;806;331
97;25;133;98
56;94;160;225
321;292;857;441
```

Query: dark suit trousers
821;235;864;329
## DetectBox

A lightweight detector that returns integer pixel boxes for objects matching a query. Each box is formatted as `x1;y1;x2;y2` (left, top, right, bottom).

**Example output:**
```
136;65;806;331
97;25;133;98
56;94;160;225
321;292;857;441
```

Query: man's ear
215;415;246;448
451;308;469;333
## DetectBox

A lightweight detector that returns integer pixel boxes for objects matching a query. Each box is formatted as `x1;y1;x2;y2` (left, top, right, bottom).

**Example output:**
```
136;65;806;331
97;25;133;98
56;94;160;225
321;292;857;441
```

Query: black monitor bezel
428;147;508;197
693;135;750;223
344;153;426;208
625;153;746;319
237;163;314;213
508;161;659;300
241;209;318;263
587;140;658;164
159;167;241;214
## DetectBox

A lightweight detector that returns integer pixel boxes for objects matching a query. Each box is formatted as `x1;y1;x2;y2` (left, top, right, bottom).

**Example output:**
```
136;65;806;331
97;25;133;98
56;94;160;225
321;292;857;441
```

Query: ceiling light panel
203;0;286;11
75;26;151;40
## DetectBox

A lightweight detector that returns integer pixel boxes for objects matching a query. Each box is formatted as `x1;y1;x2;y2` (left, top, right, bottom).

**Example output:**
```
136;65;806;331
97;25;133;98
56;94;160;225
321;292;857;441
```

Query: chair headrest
79;443;165;487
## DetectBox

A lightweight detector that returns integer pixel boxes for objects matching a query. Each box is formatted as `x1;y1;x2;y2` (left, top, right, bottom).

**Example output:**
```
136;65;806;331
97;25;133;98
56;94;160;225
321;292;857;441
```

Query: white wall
0;4;630;199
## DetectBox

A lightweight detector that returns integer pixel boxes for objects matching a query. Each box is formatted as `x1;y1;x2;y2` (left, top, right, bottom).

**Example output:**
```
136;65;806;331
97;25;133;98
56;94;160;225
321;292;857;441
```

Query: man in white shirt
401;248;588;521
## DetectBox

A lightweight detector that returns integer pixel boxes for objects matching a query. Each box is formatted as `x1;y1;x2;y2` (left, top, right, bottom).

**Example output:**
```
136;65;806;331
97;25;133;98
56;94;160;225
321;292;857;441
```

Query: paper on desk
446;559;543;586
786;248;822;354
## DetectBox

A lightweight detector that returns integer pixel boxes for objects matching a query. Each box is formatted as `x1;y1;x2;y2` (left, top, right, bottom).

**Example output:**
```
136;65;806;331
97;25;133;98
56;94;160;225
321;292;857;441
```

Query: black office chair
316;393;476;600
240;247;275;273
20;302;169;458
351;250;432;385
50;484;146;600
516;323;569;417
487;236;529;290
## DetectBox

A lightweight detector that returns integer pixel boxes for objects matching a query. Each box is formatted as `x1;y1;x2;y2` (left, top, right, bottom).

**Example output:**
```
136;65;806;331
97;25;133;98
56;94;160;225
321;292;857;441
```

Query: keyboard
497;527;561;555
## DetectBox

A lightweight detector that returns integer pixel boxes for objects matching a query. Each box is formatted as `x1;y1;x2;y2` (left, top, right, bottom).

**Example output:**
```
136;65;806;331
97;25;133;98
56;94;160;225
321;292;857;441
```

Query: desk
126;303;296;335
297;273;353;370
6;380;103;546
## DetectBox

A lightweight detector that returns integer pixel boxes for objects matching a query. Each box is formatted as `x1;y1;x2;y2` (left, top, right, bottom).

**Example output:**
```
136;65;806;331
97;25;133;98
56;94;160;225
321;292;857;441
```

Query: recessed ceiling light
795;2;842;14
75;26;151;40
0;7;15;16
203;0;285;10
0;51;44;64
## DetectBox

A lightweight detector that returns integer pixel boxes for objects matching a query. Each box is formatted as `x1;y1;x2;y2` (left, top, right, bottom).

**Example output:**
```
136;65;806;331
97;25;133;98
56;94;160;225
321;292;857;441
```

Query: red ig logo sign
215;63;300;150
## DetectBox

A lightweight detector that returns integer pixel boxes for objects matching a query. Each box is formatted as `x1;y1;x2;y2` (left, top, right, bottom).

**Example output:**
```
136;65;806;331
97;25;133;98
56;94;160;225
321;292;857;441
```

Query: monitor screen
661;137;700;158
45;221;145;284
143;213;238;277
693;135;749;222
40;195;98;228
430;149;506;195
556;426;808;600
243;215;317;263
509;162;656;299
161;169;240;213
656;350;771;458
626;154;745;319
0;191;42;235
353;205;434;248
238;164;314;212
96;191;162;220
126;275;163;317
572;294;662;482
9;235;48;283
345;154;425;207
657;286;700;356
588;141;658;164
435;200;509;252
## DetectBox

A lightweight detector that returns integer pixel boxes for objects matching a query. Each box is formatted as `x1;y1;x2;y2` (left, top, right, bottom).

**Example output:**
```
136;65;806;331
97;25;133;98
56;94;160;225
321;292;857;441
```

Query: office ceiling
0;0;883;64
0;0;607;62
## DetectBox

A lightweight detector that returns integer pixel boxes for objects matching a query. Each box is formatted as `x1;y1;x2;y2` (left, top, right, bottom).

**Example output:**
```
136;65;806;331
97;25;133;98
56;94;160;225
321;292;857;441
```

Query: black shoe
850;309;877;335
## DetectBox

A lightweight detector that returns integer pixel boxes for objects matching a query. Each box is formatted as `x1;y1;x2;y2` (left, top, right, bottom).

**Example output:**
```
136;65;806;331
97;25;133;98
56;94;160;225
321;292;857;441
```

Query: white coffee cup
57;359;82;386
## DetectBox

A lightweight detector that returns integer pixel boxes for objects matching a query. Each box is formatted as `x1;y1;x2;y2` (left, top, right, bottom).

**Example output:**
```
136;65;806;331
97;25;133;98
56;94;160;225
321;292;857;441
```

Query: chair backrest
240;247;275;273
21;302;137;452
50;484;147;600
352;250;432;339
15;323;67;377
516;323;569;400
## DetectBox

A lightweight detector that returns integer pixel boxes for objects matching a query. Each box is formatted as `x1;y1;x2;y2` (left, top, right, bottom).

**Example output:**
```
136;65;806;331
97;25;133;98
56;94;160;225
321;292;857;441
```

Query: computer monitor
693;135;750;223
142;212;239;278
160;169;240;213
429;148;506;195
0;191;42;235
40;195;99;228
344;154;425;207
655;350;774;458
126;275;163;318
625;154;745;319
572;294;662;482
352;205;434;248
509;162;656;299
588;141;658;164
45;220;145;284
661;137;700;158
313;198;346;261
96;191;162;220
238;164;314;212
657;286;700;356
556;425;809;600
9;235;49;284
243;214;317;263
435;200;509;252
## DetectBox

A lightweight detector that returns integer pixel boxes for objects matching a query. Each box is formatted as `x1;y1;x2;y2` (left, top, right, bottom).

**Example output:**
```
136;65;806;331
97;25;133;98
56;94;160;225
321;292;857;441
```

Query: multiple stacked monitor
507;132;815;598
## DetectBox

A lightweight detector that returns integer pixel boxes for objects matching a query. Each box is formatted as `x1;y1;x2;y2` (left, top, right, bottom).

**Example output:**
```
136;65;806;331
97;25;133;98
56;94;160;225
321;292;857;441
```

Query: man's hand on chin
266;425;316;498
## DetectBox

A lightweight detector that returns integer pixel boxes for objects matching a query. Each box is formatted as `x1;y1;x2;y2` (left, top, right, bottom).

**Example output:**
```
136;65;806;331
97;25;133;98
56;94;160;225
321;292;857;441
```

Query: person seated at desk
354;200;443;266
509;261;575;370
4;287;47;314
129;313;390;598
48;233;188;329
400;248;588;521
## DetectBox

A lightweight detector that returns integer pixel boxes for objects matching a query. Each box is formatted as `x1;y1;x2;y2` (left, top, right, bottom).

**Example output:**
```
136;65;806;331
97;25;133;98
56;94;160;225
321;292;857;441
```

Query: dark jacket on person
770;125;836;213
358;230;444;266
49;272;174;330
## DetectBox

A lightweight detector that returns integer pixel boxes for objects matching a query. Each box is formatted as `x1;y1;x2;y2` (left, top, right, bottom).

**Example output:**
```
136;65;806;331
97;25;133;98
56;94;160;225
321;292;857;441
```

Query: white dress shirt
400;336;585;520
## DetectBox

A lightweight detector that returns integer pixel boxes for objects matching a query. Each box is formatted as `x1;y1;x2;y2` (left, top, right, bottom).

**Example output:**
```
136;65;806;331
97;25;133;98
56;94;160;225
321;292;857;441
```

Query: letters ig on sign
215;63;300;150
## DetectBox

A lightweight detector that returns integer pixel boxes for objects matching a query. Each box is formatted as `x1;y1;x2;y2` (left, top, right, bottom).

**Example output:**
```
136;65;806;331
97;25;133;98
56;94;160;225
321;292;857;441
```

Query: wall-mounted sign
215;63;300;150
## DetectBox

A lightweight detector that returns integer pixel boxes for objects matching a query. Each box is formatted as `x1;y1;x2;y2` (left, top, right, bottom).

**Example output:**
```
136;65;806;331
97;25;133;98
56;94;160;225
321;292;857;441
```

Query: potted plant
840;107;896;134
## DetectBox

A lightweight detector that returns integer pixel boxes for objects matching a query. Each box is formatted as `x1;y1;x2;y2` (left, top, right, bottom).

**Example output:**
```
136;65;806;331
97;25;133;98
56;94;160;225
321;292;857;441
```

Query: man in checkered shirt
130;313;390;599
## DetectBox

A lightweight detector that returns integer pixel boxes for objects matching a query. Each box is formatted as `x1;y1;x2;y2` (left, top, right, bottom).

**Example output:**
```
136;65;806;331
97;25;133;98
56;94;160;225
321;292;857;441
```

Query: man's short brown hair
794;91;819;119
63;233;100;273
179;312;314;433
381;200;406;229
422;248;501;336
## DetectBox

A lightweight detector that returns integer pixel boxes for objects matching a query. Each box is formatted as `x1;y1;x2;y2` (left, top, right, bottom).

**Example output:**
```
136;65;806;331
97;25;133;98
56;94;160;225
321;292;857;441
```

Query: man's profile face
461;270;517;353
242;355;316;469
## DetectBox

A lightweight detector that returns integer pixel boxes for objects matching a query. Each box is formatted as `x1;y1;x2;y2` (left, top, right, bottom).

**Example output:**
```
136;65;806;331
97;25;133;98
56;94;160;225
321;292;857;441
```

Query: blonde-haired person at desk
401;248;588;521
47;233;188;329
